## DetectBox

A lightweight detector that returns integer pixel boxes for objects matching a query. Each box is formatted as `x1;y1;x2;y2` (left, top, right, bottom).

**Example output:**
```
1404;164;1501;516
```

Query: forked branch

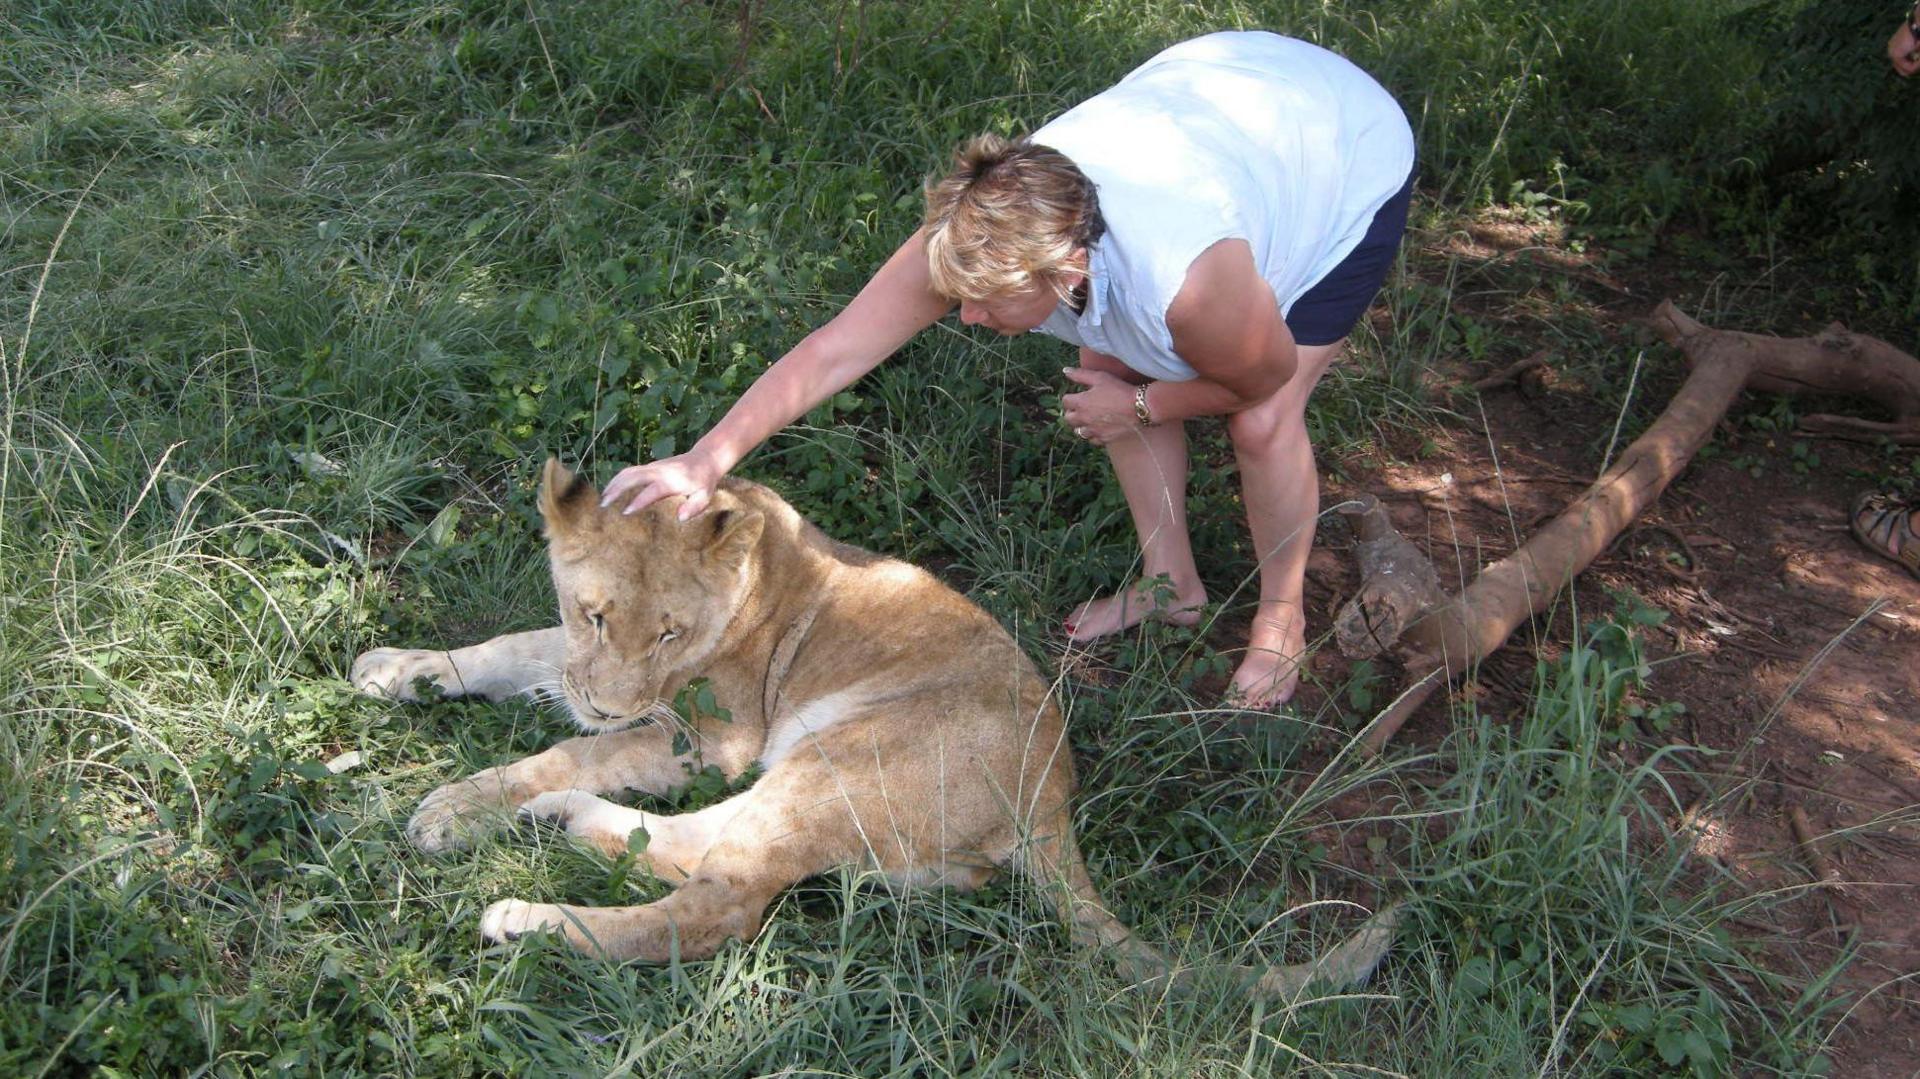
1344;302;1920;751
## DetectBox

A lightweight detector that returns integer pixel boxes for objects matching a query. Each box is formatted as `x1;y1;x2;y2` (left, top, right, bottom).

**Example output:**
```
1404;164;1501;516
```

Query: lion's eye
586;611;607;638
658;627;680;645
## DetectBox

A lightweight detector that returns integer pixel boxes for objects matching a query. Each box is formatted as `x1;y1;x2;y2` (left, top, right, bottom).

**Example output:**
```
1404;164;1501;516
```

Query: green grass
0;0;1890;1073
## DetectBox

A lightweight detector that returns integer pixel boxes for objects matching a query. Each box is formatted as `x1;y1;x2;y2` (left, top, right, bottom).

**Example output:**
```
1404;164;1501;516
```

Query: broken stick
1349;301;1920;752
1787;804;1860;938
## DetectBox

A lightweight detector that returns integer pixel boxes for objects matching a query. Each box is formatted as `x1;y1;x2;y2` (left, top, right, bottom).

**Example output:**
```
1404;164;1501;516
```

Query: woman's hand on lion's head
601;452;721;520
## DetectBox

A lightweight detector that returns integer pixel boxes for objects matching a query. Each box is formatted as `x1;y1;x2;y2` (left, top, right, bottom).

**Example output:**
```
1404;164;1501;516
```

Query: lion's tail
1020;819;1400;1000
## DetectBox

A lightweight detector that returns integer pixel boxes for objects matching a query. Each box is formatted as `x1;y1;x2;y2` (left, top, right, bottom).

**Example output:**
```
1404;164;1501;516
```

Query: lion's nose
563;672;617;721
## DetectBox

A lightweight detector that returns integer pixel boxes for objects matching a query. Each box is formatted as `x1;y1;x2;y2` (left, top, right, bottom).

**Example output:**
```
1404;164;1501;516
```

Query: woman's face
956;270;1081;335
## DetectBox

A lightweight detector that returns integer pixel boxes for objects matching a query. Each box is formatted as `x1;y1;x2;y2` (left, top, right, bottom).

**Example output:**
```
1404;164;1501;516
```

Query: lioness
352;459;1395;994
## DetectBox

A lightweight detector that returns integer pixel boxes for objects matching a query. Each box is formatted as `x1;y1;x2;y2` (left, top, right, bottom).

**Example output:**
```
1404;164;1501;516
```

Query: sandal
1849;490;1920;578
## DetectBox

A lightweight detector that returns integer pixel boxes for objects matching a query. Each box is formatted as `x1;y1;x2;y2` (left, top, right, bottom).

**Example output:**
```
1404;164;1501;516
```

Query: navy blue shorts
1284;171;1414;347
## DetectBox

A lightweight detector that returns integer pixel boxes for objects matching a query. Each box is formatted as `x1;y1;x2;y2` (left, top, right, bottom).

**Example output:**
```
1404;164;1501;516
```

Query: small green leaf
1655;1028;1687;1066
425;505;461;547
1455;955;1495;999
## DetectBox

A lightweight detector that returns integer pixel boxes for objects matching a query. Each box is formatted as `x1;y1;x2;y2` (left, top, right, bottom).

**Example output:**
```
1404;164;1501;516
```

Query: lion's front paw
408;773;513;853
352;647;458;701
519;789;597;827
481;898;568;943
520;789;648;858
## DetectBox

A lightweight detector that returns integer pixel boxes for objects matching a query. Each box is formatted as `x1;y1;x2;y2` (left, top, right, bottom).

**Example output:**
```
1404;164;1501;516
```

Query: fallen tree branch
1651;302;1920;444
1361;328;1754;751
1350;301;1920;753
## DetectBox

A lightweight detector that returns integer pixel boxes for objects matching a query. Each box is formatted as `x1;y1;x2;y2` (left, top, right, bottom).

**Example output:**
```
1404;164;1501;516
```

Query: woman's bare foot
1064;577;1205;643
1225;604;1308;709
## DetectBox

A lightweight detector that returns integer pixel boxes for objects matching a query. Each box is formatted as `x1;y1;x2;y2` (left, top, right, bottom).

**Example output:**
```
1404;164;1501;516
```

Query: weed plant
0;0;1877;1073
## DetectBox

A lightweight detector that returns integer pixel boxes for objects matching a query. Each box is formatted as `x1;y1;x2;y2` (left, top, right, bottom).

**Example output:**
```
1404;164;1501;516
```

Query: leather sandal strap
1899;530;1920;574
1858;494;1920;575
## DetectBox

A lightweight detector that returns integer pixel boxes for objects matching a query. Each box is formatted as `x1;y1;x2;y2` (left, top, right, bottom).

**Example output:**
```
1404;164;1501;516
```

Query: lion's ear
699;505;764;567
538;457;598;539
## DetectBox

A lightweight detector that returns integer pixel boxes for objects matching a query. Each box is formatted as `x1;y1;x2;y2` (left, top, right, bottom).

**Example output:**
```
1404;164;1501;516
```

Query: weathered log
1331;496;1450;661
1359;336;1754;750
1351;302;1920;752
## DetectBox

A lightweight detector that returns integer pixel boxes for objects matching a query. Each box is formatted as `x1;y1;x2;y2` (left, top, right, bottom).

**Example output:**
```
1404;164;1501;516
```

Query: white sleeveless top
1031;32;1414;381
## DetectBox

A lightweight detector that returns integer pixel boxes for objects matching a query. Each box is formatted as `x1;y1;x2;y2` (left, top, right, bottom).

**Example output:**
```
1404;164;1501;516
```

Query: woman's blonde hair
921;134;1104;303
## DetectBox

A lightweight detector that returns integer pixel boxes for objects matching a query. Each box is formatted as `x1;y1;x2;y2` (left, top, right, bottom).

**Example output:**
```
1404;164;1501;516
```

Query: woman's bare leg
1065;348;1206;641
1223;340;1346;707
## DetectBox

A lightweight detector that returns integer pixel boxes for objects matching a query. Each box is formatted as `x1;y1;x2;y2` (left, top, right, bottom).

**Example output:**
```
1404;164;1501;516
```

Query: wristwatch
1133;383;1158;427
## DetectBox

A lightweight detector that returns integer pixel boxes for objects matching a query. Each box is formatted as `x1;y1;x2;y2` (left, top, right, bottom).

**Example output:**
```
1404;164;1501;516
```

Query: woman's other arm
1061;239;1296;439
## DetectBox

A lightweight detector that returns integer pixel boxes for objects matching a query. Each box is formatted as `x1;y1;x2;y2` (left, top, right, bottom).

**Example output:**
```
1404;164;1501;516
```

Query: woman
602;31;1415;708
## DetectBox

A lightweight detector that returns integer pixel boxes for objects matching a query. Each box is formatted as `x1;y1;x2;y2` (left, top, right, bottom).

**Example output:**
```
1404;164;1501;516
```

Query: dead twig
1787;804;1862;940
1467;350;1550;392
1711;636;1803;662
1616;523;1702;581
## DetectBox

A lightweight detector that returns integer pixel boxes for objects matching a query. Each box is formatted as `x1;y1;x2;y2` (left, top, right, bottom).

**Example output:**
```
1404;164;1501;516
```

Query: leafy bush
1744;0;1920;308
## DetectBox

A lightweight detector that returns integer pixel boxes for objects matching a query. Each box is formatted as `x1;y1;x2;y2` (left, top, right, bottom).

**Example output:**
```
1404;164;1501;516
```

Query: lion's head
537;458;764;732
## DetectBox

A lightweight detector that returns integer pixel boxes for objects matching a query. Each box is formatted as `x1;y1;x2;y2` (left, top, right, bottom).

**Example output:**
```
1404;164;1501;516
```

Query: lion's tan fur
351;459;1395;992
